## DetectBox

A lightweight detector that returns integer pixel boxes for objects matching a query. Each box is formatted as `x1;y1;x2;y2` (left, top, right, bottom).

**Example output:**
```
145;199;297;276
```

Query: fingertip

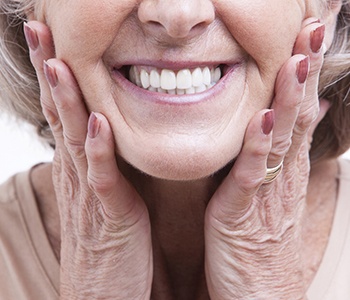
235;109;274;184
262;109;275;136
86;112;115;158
296;55;310;85
23;22;39;51
88;112;101;139
85;113;119;199
43;60;59;88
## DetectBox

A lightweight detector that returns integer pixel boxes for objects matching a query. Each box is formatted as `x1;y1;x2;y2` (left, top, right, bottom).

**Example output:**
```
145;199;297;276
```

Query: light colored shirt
307;158;350;299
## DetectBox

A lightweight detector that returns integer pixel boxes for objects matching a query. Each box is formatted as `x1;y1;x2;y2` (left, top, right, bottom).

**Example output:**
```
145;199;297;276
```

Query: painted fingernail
23;22;39;51
43;61;58;88
296;56;309;84
88;112;101;139
310;24;325;53
262;110;275;135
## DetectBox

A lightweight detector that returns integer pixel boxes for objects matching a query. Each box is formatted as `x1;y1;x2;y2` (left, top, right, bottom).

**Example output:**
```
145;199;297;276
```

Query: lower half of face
48;0;306;180
69;58;274;181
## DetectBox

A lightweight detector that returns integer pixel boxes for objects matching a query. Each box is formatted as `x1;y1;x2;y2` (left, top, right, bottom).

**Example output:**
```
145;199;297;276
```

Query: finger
207;109;274;223
267;55;309;167
24;21;56;114
290;21;325;157
85;113;146;223
43;59;89;179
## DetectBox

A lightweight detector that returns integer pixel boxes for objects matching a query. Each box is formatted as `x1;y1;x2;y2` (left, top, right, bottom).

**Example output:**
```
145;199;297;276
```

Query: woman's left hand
204;19;326;300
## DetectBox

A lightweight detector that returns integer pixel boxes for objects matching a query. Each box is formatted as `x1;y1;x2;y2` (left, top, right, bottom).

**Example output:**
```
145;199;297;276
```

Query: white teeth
213;68;221;83
176;69;192;89
130;66;142;87
129;65;222;95
203;67;211;85
148;86;157;92
195;84;207;93
168;89;176;95
192;67;203;87
161;69;176;90
185;87;195;94
150;70;161;88
140;69;150;89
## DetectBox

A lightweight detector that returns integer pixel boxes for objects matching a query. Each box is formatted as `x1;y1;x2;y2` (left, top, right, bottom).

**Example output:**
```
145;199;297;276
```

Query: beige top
0;160;349;299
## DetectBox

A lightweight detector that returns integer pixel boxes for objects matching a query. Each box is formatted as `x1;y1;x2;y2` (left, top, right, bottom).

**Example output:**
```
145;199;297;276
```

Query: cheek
217;0;303;76
46;1;135;64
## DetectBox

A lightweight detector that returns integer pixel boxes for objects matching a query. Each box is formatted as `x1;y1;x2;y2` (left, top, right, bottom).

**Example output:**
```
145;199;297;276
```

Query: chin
119;142;240;181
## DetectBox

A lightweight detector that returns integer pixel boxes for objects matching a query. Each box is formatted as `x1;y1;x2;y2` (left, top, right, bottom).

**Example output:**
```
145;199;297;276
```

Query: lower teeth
147;83;216;95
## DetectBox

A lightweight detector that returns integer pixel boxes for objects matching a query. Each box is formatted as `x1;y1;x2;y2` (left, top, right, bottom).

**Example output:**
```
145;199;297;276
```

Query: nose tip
138;0;215;39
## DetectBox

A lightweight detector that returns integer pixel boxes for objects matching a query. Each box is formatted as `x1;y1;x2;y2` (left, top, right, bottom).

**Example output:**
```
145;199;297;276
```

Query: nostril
138;0;215;40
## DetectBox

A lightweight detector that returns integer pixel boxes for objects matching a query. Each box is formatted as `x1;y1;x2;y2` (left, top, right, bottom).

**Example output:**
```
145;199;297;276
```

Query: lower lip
111;64;241;106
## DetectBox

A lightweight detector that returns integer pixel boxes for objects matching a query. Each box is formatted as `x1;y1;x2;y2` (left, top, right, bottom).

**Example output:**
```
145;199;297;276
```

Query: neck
117;159;229;299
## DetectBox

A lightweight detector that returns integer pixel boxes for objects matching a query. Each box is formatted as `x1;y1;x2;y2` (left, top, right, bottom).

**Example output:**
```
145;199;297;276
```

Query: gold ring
264;160;283;184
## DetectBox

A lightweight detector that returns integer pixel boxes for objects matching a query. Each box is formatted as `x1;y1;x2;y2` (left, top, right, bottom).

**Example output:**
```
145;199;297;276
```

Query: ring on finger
264;160;284;184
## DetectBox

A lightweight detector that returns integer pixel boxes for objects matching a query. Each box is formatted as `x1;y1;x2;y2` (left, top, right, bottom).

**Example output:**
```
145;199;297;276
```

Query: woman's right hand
24;21;153;299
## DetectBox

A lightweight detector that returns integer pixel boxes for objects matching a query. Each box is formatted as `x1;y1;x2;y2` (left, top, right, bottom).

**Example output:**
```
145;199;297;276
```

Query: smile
112;62;241;105
122;65;224;95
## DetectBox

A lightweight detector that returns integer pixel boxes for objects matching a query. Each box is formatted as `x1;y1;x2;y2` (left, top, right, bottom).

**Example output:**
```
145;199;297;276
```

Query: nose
138;0;215;39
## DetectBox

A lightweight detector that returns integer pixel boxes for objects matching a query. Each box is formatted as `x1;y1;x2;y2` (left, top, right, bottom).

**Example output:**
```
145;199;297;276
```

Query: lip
111;62;241;105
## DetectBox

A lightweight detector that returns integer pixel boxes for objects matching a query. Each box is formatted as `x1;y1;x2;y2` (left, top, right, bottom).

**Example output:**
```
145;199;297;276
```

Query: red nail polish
310;24;325;53
262;110;275;135
43;61;58;88
88;112;101;139
296;56;309;84
23;23;39;51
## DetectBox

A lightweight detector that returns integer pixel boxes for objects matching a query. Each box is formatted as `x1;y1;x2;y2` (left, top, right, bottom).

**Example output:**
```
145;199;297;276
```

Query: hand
204;18;326;299
24;21;153;299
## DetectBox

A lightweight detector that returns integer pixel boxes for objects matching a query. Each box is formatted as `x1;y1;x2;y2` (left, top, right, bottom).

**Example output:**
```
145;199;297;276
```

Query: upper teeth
129;66;221;95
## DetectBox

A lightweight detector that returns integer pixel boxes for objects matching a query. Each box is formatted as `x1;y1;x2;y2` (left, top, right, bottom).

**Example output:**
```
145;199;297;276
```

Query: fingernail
23;22;39;51
262;110;275;135
88;112;101;139
304;18;320;27
310;24;325;53
43;61;58;88
296;56;309;84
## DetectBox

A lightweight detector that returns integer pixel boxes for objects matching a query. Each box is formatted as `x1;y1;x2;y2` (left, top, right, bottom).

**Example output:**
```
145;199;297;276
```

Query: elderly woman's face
44;0;319;180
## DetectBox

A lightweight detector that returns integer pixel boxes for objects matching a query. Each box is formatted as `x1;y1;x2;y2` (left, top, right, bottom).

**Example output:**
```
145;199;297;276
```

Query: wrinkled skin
24;0;341;298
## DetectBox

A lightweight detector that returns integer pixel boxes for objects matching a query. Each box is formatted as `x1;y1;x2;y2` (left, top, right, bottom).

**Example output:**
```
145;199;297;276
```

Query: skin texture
40;0;322;180
25;0;342;299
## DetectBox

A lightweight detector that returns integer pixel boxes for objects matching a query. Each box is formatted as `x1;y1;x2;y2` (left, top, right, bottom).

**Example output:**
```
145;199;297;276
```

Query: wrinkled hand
205;19;326;299
24;21;152;299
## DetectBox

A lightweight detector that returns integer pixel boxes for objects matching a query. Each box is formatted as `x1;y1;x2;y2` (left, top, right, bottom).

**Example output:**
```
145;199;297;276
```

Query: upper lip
113;60;238;70
112;60;241;77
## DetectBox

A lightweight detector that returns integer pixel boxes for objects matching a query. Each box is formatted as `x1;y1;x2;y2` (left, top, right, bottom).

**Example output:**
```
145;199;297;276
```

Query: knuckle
87;144;107;162
296;102;319;131
231;168;264;193
271;135;292;157
63;133;86;160
87;173;115;197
